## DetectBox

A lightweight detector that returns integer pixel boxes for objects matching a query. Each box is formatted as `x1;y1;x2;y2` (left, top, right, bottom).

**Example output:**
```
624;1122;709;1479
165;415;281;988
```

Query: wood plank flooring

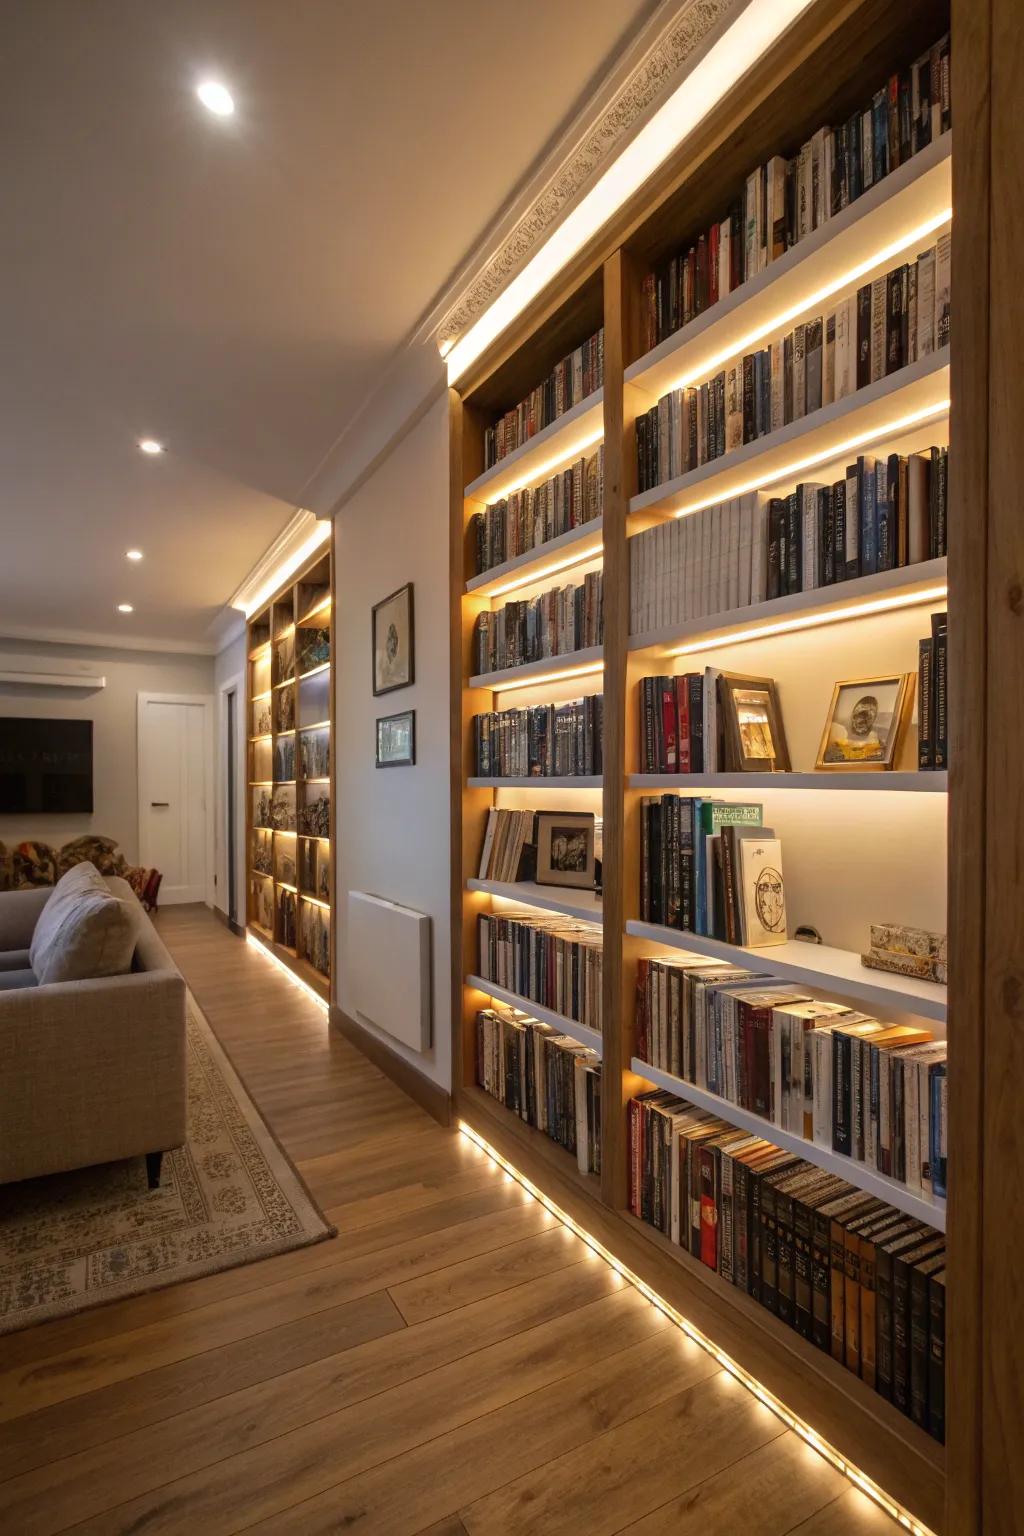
0;907;902;1534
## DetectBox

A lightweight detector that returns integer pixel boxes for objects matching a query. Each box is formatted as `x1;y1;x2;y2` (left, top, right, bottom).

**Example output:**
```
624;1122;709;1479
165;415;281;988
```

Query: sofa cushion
0;948;31;972
0;967;37;990
29;862;137;985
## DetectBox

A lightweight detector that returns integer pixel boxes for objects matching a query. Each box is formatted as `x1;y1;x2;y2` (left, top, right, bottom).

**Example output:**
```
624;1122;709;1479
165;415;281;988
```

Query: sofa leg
145;1151;164;1190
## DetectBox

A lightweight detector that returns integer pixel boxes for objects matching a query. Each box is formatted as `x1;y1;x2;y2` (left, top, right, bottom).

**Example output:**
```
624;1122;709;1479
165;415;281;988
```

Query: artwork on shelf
719;673;790;772
298;838;330;900
534;811;596;891
251;876;273;933
299;899;331;978
253;697;272;737
862;922;947;984
275;684;295;733
270;785;296;831
317;842;330;902
253;787;273;830
372;582;414;695
300;726;330;778
738;836;788;947
299;793;330;838
376;710;415;767
298;625;330;674
252;832;273;875
274;841;296;888
816;673;914;769
274;632;295;684
277;887;297;949
274;736;295;782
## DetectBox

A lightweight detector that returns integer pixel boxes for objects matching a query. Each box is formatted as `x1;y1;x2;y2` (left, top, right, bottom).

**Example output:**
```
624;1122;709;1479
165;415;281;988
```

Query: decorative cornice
225;509;329;617
434;0;743;352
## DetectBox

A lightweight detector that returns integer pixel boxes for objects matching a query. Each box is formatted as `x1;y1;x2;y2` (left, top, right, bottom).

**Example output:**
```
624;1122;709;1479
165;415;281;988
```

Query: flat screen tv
0;718;94;814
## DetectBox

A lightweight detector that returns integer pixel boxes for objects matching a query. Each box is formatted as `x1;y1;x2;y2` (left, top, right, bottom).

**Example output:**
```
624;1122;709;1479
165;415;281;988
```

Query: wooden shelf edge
468;776;604;789
469;645;604;691
464;388;605;502
628;771;948;792
464;975;602;1055
465;517;604;597
467;877;603;925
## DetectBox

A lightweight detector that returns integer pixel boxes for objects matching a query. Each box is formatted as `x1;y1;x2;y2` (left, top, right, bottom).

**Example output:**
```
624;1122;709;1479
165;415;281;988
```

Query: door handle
151;801;170;807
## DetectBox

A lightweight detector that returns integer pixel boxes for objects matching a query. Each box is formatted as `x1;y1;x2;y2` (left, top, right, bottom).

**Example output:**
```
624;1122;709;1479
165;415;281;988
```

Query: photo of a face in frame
822;679;904;766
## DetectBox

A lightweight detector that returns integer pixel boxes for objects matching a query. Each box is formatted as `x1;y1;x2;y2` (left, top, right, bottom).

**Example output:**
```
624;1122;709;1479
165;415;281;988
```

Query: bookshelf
246;547;334;1002
450;4;966;1529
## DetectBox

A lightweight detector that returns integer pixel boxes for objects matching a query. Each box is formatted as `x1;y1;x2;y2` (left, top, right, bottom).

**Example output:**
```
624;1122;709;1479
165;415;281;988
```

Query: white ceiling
0;0;656;648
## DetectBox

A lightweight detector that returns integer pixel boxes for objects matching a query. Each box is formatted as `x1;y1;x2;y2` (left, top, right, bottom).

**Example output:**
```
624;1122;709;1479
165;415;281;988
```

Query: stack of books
477;911;602;1032
473;696;602;778
476;1005;601;1174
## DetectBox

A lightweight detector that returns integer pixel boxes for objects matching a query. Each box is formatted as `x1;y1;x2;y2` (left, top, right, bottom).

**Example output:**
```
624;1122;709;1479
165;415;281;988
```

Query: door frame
215;669;246;929
137;691;215;907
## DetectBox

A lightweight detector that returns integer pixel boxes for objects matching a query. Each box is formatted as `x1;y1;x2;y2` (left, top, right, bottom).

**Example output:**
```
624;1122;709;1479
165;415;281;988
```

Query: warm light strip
274;829;296;837
667;209;952;393
245;931;329;1015
251;733;272;743
484;541;604;599
242;522;331;619
252;690;271;702
299;894;331;911
299;662;331;681
446;0;817;384
299;594;332;621
300;719;331;731
298;833;330;842
471;427;604;504
250;642;271;657
457;1119;935;1536
305;776;330;783
485;660;604;694
277;881;298;892
272;677;295;690
670;398;950;520
668;584;948;656
277;624;296;639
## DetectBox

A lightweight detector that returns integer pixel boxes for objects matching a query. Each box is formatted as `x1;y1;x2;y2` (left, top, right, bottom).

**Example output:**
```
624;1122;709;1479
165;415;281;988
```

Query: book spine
928;1275;946;1442
918;639;934;769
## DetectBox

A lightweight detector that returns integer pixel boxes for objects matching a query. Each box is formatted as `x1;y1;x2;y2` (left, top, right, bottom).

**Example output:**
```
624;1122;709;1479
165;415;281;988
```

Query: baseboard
330;1004;451;1127
213;906;245;938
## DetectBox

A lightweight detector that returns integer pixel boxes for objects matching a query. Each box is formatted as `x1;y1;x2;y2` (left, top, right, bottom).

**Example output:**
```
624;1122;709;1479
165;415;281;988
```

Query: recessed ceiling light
197;80;234;117
138;439;164;455
117;603;134;614
126;549;144;562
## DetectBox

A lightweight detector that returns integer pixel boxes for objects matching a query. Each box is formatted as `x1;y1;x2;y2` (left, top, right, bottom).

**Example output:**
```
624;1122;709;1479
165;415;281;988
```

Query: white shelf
465;388;605;503
628;557;947;655
466;518;603;598
468;878;603;925
630;1057;946;1231
465;975;602;1055
468;775;603;789
625;920;947;1023
626;135;952;403
629;351;950;521
628;771;947;792
469;645;604;691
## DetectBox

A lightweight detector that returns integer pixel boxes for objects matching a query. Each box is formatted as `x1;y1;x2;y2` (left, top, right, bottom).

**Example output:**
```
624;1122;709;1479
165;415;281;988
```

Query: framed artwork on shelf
719;673;790;772
376;709;415;767
816;673;915;770
372;582;414;695
534;811;596;890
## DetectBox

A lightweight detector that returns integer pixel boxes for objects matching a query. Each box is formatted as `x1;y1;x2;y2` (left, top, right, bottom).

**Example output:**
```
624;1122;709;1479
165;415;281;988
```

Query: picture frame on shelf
718;673;791;772
534;811;596;890
376;709;415;767
816;673;914;770
372;582;414;695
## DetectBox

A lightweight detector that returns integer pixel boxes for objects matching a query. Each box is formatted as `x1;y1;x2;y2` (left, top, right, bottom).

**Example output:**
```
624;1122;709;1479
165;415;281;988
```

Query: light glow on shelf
457;1119;936;1536
472;427;604;504
298;894;331;911
445;0;817;383
669;399;950;520
668;583;948;655
245;930;328;1015
252;690;271;701
298;662;331;681
300;720;331;731
483;540;605;599
298;594;332;622
486;659;604;694
241;521;331;618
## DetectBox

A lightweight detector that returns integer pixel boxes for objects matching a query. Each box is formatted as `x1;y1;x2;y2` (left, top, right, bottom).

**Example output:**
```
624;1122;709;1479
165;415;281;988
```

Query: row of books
636;242;949;495
635;956;947;1199
483;328;605;470
473;573;603;675
640;797;785;945
629;449;948;636
475;1006;601;1175
477;808;534;884
472;447;604;577
918;611;947;770
640;33;951;351
477;912;603;1032
628;1091;946;1440
473;696;603;779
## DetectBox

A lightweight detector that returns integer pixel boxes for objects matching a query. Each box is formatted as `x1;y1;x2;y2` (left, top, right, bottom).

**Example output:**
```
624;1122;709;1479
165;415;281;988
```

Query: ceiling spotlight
197;80;234;117
117;603;134;614
138;439;164;455
126;549;143;562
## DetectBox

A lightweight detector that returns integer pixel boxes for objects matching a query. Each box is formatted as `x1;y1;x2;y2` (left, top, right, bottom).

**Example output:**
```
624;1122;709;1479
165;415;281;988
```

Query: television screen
0;718;93;814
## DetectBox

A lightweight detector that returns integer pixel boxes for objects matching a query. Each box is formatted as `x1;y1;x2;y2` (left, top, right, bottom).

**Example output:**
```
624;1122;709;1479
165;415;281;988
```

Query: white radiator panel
346;890;432;1052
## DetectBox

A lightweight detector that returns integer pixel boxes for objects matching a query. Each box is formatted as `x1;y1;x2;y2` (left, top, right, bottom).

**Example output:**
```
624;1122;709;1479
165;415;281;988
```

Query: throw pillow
29;862;138;985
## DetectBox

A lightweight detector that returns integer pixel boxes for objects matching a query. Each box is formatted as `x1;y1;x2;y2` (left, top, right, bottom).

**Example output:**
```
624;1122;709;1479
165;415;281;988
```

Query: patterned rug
0;998;335;1333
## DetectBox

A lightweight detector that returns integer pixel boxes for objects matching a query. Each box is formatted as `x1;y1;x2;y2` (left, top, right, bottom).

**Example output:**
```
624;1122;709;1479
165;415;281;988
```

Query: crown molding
0;624;219;657
225;509;330;616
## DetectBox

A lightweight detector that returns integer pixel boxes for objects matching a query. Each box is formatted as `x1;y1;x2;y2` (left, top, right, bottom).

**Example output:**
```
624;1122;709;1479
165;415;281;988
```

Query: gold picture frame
815;673;915;770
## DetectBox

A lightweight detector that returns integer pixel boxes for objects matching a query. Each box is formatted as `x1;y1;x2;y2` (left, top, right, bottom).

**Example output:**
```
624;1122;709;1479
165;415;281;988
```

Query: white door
138;694;212;905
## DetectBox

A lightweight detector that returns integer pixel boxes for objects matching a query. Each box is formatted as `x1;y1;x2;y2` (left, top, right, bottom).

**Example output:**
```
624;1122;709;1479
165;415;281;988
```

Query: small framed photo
372;583;414;695
376;709;415;768
535;811;596;890
816;674;915;770
718;673;791;772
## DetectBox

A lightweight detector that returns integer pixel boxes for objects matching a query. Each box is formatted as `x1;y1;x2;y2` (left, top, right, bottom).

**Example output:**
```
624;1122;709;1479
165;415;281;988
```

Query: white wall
214;631;247;924
333;392;451;1091
0;638;214;864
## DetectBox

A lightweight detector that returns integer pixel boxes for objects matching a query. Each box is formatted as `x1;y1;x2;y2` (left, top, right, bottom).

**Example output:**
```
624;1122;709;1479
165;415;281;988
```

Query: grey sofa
0;877;187;1187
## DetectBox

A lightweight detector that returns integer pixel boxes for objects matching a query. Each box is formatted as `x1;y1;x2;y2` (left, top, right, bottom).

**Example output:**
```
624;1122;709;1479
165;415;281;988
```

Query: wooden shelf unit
449;4;966;1530
246;546;334;1002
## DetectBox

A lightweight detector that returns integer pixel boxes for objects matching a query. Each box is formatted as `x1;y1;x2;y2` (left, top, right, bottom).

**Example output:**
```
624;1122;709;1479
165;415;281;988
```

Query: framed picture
535;811;596;890
372;583;414;695
376;709;415;768
718;673;791;772
816;673;915;770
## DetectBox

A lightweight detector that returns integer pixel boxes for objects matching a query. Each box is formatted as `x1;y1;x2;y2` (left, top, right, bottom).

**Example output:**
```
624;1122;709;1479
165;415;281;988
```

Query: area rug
0;997;335;1334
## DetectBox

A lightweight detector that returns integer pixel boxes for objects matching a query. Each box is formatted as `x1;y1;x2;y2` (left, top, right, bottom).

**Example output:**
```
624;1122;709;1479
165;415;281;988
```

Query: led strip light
483;540;605;600
669;583;948;656
458;1118;935;1536
484;659;604;695
471;427;605;505
245;929;328;1014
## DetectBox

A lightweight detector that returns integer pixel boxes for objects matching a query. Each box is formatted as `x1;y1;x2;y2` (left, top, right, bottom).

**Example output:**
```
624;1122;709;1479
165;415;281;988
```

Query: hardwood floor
0;907;902;1534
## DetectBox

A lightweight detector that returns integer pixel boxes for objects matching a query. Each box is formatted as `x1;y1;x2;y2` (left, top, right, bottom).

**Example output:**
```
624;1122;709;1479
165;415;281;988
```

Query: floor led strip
457;1118;936;1536
245;929;329;1014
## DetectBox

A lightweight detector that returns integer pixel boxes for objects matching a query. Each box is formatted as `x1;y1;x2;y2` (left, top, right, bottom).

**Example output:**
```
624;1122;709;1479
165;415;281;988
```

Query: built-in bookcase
450;3;962;1528
246;547;334;1000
